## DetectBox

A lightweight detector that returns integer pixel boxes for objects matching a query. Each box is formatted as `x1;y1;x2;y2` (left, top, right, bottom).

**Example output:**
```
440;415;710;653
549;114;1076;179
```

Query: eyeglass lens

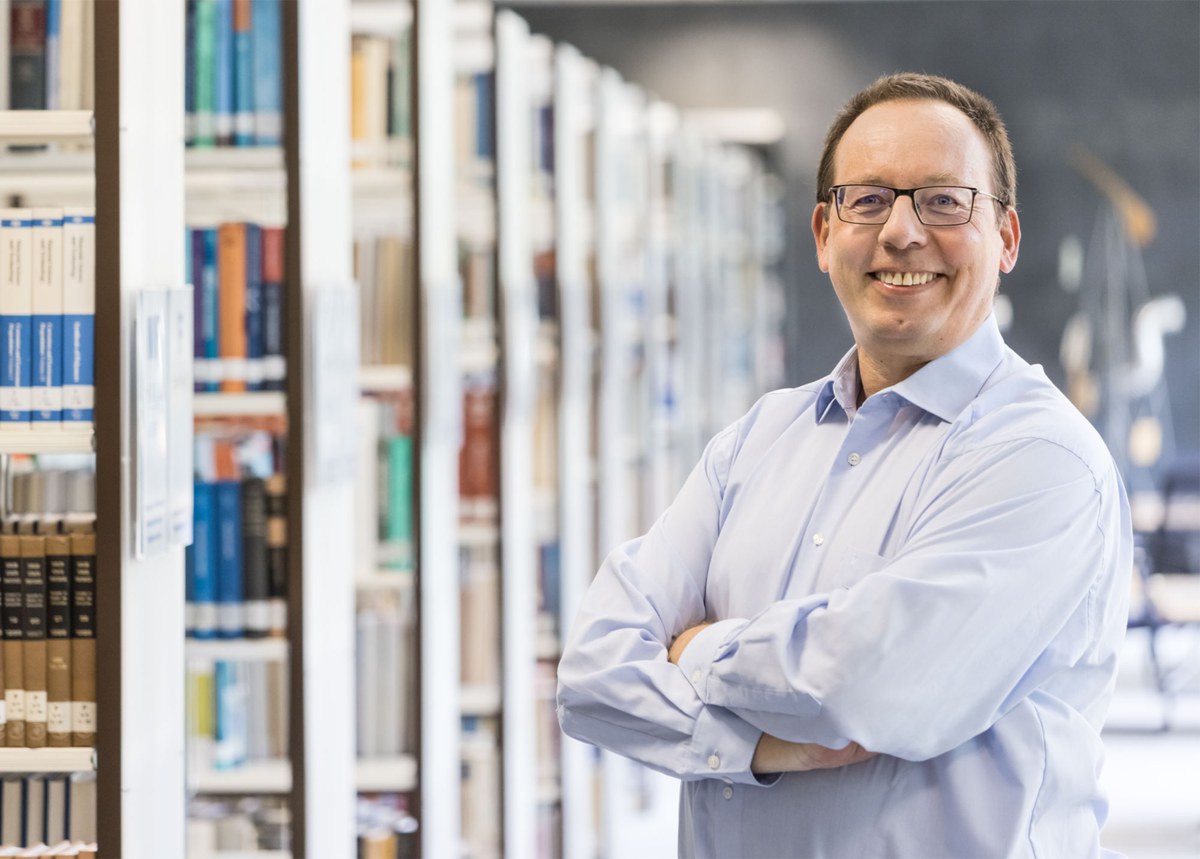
835;185;976;225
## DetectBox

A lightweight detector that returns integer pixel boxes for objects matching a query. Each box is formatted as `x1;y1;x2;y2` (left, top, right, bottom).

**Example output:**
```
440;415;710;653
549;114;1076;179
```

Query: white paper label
73;701;96;732
48;702;70;733
5;690;24;720
25;691;46;721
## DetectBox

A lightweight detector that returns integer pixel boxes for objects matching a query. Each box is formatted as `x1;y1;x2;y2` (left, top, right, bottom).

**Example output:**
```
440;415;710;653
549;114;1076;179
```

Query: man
557;73;1132;857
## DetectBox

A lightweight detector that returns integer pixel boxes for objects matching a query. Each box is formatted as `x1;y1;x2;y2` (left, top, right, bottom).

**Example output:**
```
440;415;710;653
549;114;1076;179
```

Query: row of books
459;539;498;690
186;222;287;394
187;425;288;640
357;793;417;859
184;0;283;148
2;0;94;113
0;529;94;750
355;589;414;760
355;393;413;577
186;655;288;772
460;718;500;859
3;468;93;537
0;209;94;429
0;772;96;852
187;796;288;856
350;29;412;168
354;233;413;369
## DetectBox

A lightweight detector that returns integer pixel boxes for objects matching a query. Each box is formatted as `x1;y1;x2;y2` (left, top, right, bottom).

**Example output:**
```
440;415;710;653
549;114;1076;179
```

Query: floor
1100;627;1200;858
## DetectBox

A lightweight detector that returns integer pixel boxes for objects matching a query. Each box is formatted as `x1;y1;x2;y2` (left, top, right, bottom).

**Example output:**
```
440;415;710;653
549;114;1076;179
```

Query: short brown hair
816;73;1017;219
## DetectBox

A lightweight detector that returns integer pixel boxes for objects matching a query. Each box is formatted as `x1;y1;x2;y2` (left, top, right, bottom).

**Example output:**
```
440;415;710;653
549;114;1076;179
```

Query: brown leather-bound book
69;533;95;747
21;534;48;748
1;533;26;747
45;534;73;747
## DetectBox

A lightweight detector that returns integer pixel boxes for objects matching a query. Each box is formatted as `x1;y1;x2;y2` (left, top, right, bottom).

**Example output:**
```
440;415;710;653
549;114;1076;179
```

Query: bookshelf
0;748;95;772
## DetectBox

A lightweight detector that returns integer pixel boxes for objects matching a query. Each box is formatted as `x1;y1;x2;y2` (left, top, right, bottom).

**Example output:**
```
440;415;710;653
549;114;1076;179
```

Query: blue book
199;227;220;392
61;208;94;425
188;480;218;639
214;660;247;769
251;0;282;145
232;0;254;145
44;0;61;109
214;479;244;638
243;223;263;391
213;0;234;145
31;209;63;424
0;209;34;427
474;71;494;160
185;0;197;144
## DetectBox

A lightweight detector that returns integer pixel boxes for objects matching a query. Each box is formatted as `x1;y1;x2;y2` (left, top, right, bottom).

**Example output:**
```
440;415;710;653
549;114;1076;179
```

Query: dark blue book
188;480;218;639
214;480;244;639
213;0;234;146
251;0;282;146
185;0;197;145
10;0;47;110
199;227;220;392
243;223;264;391
232;0;254;145
474;71;494;161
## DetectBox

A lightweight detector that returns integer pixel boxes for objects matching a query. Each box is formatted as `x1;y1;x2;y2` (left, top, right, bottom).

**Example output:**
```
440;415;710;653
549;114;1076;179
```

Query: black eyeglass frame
828;184;1007;226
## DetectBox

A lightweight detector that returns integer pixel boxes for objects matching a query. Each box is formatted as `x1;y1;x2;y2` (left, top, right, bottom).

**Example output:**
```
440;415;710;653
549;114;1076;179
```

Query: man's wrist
668;622;712;664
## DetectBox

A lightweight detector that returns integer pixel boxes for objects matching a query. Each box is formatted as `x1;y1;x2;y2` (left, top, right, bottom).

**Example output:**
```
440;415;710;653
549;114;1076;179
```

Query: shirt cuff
676;618;745;702
688;699;773;786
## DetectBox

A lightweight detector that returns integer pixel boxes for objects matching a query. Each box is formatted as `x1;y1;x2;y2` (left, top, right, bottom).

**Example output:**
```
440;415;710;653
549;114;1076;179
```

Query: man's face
812;99;1020;371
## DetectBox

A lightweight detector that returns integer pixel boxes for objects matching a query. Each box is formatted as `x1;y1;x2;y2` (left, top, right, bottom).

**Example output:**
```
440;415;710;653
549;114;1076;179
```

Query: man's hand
668;622;712;665
751;732;877;774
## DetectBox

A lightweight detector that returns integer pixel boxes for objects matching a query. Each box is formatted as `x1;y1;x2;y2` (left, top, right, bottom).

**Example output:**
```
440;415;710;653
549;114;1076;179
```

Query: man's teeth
877;271;937;286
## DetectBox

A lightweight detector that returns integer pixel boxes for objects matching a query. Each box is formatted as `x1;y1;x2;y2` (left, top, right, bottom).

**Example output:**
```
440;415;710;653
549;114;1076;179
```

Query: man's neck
855;350;929;405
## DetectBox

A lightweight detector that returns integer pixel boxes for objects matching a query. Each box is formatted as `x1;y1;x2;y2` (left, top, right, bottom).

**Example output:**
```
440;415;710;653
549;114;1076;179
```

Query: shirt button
723;786;734;800
708;754;720;770
847;452;861;466
812;534;824;547
691;670;701;684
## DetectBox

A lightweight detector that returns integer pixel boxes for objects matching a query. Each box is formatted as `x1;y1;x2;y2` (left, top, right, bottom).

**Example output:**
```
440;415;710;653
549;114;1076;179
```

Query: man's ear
999;206;1020;273
812;203;831;273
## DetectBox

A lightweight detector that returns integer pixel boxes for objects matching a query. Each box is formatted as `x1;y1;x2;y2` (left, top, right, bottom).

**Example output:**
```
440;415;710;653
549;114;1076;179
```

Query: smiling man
558;73;1133;857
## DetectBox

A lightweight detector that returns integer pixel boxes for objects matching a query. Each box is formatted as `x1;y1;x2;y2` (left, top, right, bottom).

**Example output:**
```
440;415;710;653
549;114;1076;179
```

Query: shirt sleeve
687;437;1132;762
556;422;768;784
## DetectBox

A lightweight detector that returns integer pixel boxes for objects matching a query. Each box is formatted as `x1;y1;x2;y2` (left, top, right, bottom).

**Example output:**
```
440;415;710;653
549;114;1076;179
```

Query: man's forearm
751;732;876;774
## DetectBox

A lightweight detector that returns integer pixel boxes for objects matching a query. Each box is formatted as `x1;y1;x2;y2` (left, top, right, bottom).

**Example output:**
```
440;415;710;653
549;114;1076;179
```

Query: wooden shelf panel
0;110;93;142
0;747;95;772
359;365;413;393
0;426;94;454
460;684;501;717
193;392;287;418
355;755;418;792
185;638;289;662
192;759;291;794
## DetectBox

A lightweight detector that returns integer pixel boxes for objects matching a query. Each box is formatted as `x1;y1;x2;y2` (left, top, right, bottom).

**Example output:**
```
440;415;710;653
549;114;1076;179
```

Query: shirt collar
815;314;1007;424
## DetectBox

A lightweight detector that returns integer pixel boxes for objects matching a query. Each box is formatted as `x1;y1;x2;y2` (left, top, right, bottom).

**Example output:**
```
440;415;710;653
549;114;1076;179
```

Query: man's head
812;73;1021;386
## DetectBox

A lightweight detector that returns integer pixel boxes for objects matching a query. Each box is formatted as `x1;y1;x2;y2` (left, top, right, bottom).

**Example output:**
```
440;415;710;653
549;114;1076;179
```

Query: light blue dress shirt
558;316;1132;858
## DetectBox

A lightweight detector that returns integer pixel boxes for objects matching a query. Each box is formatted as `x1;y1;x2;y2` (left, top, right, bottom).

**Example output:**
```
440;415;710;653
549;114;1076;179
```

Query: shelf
0;426;94;454
0;747;96;772
185;147;285;172
356;568;415;591
460;684;502;717
355;755;418;792
459;521;500;548
359;364;413;393
193;392;287;418
192;759;292;794
186;638;289;662
0;110;93;142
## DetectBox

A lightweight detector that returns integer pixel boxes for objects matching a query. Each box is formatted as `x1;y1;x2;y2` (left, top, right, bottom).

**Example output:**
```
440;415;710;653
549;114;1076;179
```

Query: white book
0;209;34;429
61;207;94;426
31;208;64;426
58;0;85;110
355;397;380;577
80;0;94;111
0;1;9;112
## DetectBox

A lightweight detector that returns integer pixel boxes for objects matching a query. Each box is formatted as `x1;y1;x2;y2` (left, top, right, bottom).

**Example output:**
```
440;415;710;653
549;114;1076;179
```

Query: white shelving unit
355;755;418;792
185;638;289;662
0;110;93;141
192;760;292;795
192;392;288;418
0;428;95;455
0;748;96;772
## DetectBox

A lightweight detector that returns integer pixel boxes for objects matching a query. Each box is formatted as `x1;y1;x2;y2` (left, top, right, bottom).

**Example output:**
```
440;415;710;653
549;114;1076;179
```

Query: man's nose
878;196;927;248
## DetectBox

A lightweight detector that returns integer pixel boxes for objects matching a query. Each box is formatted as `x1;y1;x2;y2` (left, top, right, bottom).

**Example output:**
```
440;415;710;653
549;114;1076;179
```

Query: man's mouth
873;271;940;286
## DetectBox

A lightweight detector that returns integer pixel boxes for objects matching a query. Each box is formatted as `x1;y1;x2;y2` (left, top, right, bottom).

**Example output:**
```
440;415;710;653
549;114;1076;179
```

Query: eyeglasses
829;184;1005;226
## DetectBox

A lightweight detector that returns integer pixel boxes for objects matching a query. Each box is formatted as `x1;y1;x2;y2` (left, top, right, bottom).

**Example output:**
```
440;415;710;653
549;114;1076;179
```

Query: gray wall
507;0;1200;460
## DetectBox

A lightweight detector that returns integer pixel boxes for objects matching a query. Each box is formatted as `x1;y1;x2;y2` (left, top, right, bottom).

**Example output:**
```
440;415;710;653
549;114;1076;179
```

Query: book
20;534;47;748
68;532;94;748
43;0;57;109
251;0;282;145
212;0;233;146
1;535;24;747
213;659;246;769
56;0;82;111
43;775;66;845
191;0;217;147
31;209;63;426
231;0;254;146
214;464;244;638
195;225;219;392
67;773;95;842
240;476;269;638
9;0;46;110
0;0;9;111
217;223;247;392
242;223;263;391
187;465;218;639
61;208;94;426
0;210;33;429
44;534;70;748
264;472;286;637
259;225;285;391
184;0;196;144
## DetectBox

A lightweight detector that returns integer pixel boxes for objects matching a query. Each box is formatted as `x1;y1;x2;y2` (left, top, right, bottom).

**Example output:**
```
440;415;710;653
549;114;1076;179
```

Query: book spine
31;208;63;426
214;479;243;638
212;0;233;146
251;0;281;145
55;0;82;110
217;222;247;392
0;0;10;112
20;534;46;748
1;534;24;747
231;0;253;146
199;225;219;392
44;534;70;747
61;207;94;425
188;478;218;639
240;476;269;638
243;222;263;391
265;472;286;637
192;0;217;148
385;433;414;572
42;0;57;109
69;531;94;747
0;209;33;428
8;0;46;110
184;0;196;144
190;227;204;392
213;659;246;769
260;225;285;391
